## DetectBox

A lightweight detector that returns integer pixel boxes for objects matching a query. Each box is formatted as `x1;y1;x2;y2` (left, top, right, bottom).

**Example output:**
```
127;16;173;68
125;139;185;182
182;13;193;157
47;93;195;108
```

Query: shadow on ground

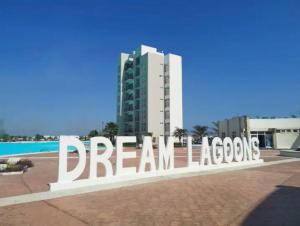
242;185;300;226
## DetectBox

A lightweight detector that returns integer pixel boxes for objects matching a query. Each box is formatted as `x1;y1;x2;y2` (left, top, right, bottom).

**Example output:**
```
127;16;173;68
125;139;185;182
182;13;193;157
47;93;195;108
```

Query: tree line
1;121;218;145
173;122;218;145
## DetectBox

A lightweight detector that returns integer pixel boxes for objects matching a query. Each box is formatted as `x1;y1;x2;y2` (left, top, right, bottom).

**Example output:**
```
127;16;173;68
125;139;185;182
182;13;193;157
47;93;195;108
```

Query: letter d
58;136;86;182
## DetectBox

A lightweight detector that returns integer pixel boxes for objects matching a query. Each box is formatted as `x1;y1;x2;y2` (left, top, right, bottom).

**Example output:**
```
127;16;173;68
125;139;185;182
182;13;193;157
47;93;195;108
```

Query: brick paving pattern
0;149;299;226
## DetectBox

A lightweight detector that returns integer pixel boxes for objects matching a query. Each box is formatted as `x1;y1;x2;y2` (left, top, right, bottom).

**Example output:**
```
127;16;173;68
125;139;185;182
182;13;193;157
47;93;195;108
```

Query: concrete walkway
1;150;300;226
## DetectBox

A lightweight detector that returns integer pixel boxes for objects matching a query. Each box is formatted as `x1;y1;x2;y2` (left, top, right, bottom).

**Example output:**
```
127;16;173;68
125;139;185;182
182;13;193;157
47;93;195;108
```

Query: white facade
218;116;300;149
117;45;183;143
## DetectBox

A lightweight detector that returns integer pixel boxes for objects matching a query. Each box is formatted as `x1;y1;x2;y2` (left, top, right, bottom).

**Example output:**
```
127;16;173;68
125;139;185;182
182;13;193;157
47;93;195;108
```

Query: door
258;135;265;148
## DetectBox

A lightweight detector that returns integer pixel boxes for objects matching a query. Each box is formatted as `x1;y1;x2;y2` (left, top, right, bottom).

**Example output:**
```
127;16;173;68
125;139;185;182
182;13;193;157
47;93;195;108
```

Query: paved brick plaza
0;149;300;226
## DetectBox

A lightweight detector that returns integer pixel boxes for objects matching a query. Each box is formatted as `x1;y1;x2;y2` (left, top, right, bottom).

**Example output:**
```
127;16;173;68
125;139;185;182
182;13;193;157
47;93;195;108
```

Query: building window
135;67;140;77
135;122;139;131
221;133;225;139
165;123;170;131
232;131;236;138
276;130;281;133
135;100;140;110
135;112;139;121
164;76;169;84
135;78;140;88
165;99;169;108
135;57;140;65
165;111;170;119
164;65;169;72
165;87;169;96
135;89;140;98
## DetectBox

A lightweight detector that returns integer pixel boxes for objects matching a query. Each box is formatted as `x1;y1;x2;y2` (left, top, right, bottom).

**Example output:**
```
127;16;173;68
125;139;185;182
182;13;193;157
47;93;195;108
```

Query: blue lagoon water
0;141;79;157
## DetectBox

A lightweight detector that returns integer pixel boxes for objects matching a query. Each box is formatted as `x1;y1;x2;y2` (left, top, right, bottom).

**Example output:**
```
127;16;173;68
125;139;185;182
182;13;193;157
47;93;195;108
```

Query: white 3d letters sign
50;136;264;191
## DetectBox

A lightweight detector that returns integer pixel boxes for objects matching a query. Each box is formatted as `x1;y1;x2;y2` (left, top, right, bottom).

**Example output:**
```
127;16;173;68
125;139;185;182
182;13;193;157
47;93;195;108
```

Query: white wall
274;133;300;149
146;52;165;141
218;117;247;137
138;45;160;56
165;54;183;136
248;118;300;131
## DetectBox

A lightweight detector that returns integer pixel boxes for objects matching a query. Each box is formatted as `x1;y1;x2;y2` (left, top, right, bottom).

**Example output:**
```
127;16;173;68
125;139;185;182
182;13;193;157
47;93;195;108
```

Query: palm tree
103;122;118;143
211;121;219;136
173;127;187;145
88;130;99;138
192;125;208;143
35;134;44;141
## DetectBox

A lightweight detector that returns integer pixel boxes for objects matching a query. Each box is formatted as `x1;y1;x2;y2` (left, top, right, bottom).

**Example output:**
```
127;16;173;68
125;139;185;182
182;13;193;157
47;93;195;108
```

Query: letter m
158;136;174;170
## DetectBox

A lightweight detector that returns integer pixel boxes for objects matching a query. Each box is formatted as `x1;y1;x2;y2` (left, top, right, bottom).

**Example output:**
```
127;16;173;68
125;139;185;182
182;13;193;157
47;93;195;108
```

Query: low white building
218;116;300;149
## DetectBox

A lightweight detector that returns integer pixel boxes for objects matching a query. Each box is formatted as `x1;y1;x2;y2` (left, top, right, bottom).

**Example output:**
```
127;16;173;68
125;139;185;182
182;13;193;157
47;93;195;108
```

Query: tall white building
117;45;183;143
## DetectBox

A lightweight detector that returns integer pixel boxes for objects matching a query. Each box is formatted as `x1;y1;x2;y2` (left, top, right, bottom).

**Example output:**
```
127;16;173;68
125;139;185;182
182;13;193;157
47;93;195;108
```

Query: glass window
165;87;169;96
135;112;139;121
135;100;140;110
135;89;140;98
164;76;169;84
165;99;170;107
164;65;169;72
165;111;170;119
135;123;139;131
135;78;140;88
232;131;236;138
135;57;140;65
135;67;140;77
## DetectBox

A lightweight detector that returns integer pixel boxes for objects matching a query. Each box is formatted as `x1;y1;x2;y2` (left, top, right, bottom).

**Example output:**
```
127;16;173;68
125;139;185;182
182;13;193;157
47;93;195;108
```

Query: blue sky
0;0;299;135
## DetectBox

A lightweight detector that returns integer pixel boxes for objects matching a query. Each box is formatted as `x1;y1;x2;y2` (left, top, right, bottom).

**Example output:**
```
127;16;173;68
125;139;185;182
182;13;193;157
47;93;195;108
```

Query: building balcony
124;103;134;112
125;89;134;94
124;84;134;90
125;99;134;105
125;78;134;84
124;115;134;122
165;131;170;136
124;62;133;70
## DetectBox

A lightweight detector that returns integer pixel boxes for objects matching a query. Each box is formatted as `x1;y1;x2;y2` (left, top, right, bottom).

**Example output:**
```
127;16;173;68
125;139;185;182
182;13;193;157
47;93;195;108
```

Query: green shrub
123;143;137;147
174;143;184;147
0;159;7;164
17;159;34;168
6;164;24;172
1;159;34;173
